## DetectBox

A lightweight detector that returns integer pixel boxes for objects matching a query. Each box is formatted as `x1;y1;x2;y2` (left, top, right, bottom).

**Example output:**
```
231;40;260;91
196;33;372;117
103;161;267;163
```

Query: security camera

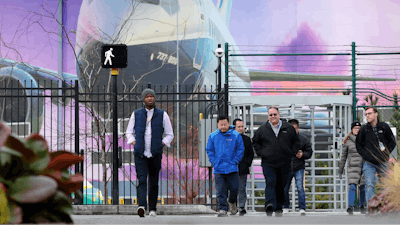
214;46;224;58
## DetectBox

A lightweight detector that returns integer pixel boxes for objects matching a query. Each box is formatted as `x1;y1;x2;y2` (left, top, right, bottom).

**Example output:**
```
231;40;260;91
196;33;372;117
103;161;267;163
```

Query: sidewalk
72;211;400;224
72;204;216;215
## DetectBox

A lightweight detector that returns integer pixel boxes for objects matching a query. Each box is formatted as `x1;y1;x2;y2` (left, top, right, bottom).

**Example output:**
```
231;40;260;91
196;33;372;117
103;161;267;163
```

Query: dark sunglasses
269;113;278;117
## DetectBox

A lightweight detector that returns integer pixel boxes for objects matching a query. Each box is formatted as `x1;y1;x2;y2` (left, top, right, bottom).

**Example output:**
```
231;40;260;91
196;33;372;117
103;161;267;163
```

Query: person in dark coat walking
356;106;397;211
252;106;300;217
339;121;366;215
282;119;313;216
232;119;254;216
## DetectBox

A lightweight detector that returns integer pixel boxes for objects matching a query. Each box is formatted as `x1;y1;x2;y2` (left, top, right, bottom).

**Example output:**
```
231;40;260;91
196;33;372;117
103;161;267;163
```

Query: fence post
208;167;212;208
80;149;84;205
224;83;228;115
74;80;82;205
352;42;356;121
217;44;222;116
74;80;80;165
118;147;122;168
112;71;119;205
225;43;229;116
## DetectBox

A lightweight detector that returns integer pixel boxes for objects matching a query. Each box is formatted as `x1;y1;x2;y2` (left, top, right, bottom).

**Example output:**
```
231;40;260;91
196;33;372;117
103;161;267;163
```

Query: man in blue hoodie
206;115;245;217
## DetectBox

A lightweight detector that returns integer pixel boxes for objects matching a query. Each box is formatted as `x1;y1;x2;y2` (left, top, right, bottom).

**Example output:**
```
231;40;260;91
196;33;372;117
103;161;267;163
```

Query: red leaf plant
367;161;400;217
0;121;84;224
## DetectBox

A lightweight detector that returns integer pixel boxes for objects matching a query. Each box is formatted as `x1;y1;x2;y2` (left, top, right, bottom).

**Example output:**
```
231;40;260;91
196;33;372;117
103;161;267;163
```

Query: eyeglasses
365;112;376;116
269;113;278;117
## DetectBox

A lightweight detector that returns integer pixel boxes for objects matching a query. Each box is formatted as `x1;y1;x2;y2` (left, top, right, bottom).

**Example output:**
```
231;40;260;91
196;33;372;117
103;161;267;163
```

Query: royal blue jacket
206;126;245;174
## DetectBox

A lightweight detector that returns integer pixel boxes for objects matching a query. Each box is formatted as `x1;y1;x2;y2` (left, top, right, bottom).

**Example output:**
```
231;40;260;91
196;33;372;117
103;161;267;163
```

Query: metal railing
232;101;352;212
0;79;227;207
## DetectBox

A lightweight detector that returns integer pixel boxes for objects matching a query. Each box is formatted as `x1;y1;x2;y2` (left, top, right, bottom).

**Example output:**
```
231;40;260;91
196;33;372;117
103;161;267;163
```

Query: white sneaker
218;210;228;217
228;202;237;215
299;209;306;216
283;208;289;214
149;210;157;217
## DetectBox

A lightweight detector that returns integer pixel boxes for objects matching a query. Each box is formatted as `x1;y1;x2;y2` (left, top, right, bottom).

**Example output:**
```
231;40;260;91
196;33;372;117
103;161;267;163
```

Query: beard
145;102;154;108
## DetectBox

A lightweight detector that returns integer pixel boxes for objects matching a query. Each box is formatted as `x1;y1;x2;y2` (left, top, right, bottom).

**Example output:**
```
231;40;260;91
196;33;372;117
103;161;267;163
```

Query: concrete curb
72;205;217;215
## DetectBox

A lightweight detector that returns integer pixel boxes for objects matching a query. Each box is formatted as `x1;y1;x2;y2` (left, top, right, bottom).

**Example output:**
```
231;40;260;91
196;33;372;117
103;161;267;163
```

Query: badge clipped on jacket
379;141;385;151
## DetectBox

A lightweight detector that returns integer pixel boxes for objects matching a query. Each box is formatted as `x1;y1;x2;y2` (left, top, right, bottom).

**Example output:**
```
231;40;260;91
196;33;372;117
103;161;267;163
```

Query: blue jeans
238;174;248;209
262;164;291;211
134;155;162;211
363;161;388;208
283;169;306;210
348;184;365;207
215;172;239;211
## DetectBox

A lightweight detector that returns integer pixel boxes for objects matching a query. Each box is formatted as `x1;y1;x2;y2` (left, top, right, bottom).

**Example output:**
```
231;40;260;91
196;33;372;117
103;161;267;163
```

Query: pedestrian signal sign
101;44;128;68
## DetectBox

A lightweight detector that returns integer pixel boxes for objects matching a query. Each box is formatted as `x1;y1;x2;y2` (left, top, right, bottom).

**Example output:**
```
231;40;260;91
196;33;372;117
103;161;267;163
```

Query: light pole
176;10;179;159
214;44;224;116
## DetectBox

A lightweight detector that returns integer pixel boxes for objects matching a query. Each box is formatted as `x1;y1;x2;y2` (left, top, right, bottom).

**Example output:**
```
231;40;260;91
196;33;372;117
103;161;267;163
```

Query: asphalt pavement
71;211;400;224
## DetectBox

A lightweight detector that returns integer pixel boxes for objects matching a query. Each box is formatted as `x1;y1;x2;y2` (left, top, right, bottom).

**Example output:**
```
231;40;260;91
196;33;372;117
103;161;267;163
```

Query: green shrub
254;184;265;206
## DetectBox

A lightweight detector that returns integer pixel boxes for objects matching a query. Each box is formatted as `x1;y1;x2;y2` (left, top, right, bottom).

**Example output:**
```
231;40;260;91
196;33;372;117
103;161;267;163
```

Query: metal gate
230;95;352;212
0;79;227;206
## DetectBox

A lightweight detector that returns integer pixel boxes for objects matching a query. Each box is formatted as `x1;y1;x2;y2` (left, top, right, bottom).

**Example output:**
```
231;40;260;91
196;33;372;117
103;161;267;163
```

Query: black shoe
239;209;246;216
265;204;273;217
137;206;145;218
347;206;354;216
360;206;367;214
275;210;283;217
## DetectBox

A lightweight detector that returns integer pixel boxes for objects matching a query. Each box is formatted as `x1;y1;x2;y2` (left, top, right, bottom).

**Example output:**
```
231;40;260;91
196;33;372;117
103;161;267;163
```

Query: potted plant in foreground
0;121;83;224
368;155;400;216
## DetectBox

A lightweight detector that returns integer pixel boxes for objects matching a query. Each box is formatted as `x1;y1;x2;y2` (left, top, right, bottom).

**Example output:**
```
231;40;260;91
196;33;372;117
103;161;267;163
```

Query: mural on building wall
0;0;399;199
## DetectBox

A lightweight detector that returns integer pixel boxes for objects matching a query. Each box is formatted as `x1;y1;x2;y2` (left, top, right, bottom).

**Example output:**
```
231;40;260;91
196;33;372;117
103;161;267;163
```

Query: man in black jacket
252;106;300;217
283;119;313;216
356;106;396;210
232;119;255;216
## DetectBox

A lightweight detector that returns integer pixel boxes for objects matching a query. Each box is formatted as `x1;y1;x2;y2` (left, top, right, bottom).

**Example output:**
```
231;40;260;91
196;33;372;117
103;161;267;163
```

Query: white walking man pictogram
104;48;115;65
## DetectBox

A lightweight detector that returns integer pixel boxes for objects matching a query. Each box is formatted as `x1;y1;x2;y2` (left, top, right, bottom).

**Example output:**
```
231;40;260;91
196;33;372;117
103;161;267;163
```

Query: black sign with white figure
101;44;128;68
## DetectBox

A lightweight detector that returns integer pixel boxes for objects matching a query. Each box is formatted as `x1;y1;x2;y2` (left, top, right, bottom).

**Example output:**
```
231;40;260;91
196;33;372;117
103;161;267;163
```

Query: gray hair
268;106;279;112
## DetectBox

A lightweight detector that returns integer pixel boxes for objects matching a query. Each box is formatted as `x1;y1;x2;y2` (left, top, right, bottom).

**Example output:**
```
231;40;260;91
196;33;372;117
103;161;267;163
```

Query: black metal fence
0;78;228;207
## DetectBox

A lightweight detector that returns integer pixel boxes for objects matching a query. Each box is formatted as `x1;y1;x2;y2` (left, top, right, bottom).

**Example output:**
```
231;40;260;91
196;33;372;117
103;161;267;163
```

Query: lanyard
373;125;388;152
146;110;154;126
372;126;381;142
371;124;397;158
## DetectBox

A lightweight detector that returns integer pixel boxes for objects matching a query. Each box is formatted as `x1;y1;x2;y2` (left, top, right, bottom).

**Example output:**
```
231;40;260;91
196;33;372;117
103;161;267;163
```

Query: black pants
275;169;286;211
134;154;162;211
262;164;291;212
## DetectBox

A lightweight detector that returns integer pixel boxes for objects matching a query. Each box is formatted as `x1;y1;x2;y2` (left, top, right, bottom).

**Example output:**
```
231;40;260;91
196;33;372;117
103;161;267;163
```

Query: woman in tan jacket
338;121;366;215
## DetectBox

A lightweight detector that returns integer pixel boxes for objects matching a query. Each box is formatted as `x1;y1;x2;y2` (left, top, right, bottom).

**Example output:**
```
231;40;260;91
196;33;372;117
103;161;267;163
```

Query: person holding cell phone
282;119;313;216
355;106;397;214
